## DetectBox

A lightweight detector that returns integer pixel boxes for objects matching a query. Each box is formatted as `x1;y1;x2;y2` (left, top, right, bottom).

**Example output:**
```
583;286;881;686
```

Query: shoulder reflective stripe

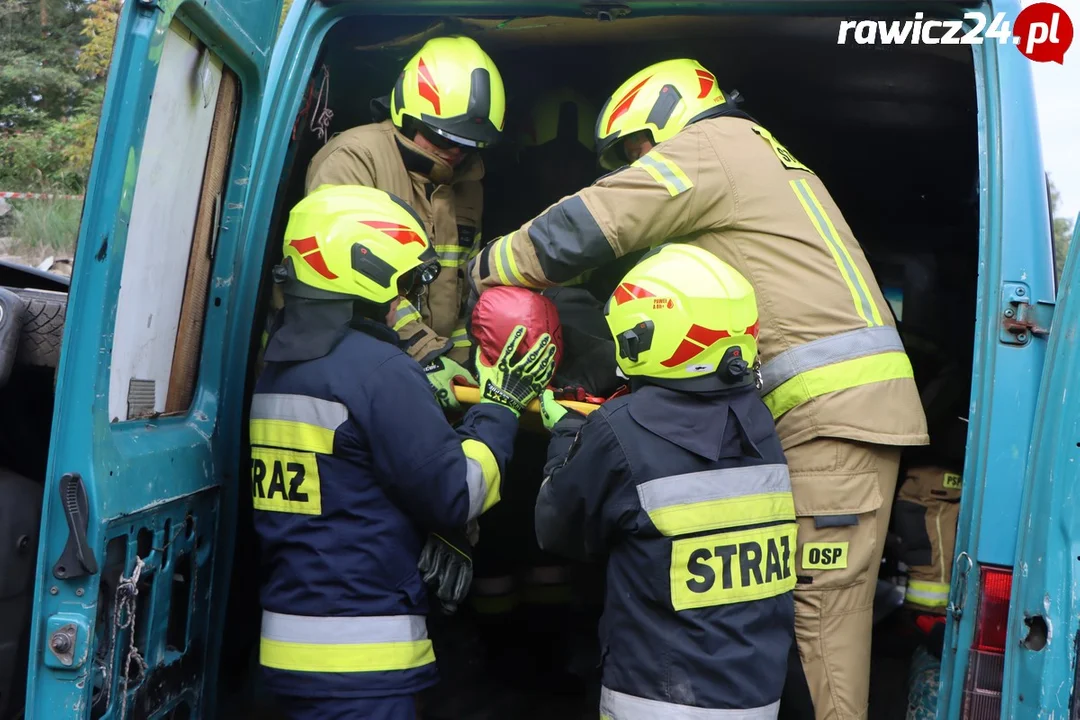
906;580;950;608
636;465;795;537
250;393;347;454
600;687;781;719
492;234;534;287
763;351;915;420
462;438;501;520
789;178;883;327
259;612;434;673
632;150;693;197
759;326;905;397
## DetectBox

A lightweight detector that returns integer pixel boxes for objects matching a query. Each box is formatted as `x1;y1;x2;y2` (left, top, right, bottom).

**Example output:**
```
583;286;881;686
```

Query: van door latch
1000;282;1053;345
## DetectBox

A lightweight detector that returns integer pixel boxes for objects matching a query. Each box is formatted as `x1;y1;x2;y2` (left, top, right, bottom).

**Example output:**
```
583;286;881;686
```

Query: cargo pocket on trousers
791;469;883;591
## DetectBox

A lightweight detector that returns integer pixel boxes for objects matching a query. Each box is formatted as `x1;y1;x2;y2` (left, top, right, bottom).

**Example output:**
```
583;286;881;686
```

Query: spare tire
13;289;66;369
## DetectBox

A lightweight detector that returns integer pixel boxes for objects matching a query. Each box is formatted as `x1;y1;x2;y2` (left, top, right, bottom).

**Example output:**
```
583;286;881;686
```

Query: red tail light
961;565;1013;719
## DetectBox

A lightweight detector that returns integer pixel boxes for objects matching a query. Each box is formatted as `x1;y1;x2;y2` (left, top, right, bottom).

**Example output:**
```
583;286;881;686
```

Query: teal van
0;0;1076;717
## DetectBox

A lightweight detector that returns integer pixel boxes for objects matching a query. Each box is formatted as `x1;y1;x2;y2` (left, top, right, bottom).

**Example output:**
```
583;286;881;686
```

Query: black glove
417;529;474;614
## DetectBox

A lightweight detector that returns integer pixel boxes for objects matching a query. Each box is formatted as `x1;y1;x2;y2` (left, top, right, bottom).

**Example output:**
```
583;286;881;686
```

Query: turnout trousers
787;438;901;720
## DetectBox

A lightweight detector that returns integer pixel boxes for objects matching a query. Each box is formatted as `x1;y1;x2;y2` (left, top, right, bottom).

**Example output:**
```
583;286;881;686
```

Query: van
2;0;1078;717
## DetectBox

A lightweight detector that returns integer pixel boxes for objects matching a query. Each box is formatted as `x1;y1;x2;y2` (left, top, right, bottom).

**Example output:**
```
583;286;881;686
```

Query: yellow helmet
604;244;760;391
281;185;440;305
390;36;506;148
519;87;597;151
595;58;729;170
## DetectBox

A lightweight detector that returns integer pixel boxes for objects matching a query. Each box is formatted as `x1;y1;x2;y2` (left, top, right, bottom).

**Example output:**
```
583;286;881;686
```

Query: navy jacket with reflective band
537;384;796;714
251;321;518;699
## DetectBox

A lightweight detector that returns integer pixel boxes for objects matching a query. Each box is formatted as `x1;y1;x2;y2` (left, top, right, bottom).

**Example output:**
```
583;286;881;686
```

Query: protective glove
423;355;477;411
476;325;557;417
539;389;586;432
417;529;474;614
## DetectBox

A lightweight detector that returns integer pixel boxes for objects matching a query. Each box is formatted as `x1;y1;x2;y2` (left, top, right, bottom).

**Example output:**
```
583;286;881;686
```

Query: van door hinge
1000;282;1053;345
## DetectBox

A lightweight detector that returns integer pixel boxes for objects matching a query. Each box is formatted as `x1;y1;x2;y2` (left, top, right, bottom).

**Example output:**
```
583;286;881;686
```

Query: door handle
52;473;99;580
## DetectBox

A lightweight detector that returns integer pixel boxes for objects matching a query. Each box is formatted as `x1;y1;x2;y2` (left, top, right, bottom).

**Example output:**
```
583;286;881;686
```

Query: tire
13;289;66;369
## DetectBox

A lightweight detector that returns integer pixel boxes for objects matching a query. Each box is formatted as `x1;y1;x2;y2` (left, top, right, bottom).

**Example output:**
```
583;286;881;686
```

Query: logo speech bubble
1014;2;1074;64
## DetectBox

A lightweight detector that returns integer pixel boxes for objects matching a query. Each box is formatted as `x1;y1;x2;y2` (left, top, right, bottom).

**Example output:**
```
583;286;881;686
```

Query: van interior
0;7;981;720
231;9;979;720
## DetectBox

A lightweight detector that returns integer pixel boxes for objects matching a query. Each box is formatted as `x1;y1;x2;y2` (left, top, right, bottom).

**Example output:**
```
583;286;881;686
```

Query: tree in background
1048;174;1075;285
0;0;120;193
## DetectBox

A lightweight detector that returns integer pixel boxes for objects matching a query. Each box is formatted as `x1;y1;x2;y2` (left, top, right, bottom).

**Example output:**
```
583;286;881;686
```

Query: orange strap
452;386;600;416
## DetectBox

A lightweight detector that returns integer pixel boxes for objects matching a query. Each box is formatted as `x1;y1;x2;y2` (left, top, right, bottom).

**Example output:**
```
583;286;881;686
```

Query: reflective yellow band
435;244;467;268
250;393;346;453
763;350;915;420
522;583;575;606
801;542;849;570
649;493;796;538
491;235;534;288
251;447;323;515
790;178;882;327
759;326;906;397
260;611;434;673
450;325;470;348
250;419;335;455
633;150;694;197
670;523;798;611
637;464;794;537
469;593;520;614
906;580;950;608
462;439;501;520
390;301;422;331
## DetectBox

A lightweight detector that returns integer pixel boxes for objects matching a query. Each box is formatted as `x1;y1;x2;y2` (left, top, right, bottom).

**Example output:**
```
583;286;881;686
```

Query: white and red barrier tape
0;191;84;200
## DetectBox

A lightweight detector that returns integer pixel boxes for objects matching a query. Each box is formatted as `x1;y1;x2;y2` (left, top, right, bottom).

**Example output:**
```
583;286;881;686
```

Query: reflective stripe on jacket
468;115;929;450
305;119;484;365
251;321;518;698
537;384;795;713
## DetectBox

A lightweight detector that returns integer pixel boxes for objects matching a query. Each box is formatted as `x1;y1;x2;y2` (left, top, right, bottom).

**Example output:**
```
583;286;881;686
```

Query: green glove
540;389;569;430
417;530;473;614
476;325;557;416
423;355;477;411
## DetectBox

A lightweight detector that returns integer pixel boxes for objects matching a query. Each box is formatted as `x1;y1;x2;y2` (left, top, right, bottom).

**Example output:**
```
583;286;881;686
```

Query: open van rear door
24;0;281;716
1001;215;1080;718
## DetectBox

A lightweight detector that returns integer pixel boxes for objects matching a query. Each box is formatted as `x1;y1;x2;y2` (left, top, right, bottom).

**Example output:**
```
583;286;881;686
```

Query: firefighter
298;34;506;409
252;185;556;720
535;243;799;718
468;87;604;688
467;58;930;720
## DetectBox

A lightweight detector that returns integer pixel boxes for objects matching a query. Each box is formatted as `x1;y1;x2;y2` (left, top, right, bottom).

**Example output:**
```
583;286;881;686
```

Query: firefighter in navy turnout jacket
536;244;799;719
470;58;929;719
251;185;557;720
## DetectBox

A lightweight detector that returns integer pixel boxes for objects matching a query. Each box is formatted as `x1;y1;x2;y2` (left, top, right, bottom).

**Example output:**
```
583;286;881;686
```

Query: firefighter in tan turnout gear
303;35;505;409
467;58;930;720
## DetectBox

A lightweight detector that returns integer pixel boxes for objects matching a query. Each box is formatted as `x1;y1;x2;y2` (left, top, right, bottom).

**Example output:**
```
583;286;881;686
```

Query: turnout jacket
469;114;929;451
304;118;484;364
251;320;516;699
537;384;797;718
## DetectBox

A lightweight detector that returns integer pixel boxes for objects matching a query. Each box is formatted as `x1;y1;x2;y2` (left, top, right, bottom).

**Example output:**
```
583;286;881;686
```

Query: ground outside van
0;1;1078;719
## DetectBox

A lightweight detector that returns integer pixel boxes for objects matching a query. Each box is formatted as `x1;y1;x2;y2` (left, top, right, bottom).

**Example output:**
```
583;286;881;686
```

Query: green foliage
0;0;118;192
7;196;84;256
1048;175;1075;286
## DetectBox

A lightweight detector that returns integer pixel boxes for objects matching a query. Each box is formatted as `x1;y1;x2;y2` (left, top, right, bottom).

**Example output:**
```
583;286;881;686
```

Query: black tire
13;289;66;369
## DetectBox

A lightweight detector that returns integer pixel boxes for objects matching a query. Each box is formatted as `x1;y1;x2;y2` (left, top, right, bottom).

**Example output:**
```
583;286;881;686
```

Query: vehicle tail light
961;565;1013;719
